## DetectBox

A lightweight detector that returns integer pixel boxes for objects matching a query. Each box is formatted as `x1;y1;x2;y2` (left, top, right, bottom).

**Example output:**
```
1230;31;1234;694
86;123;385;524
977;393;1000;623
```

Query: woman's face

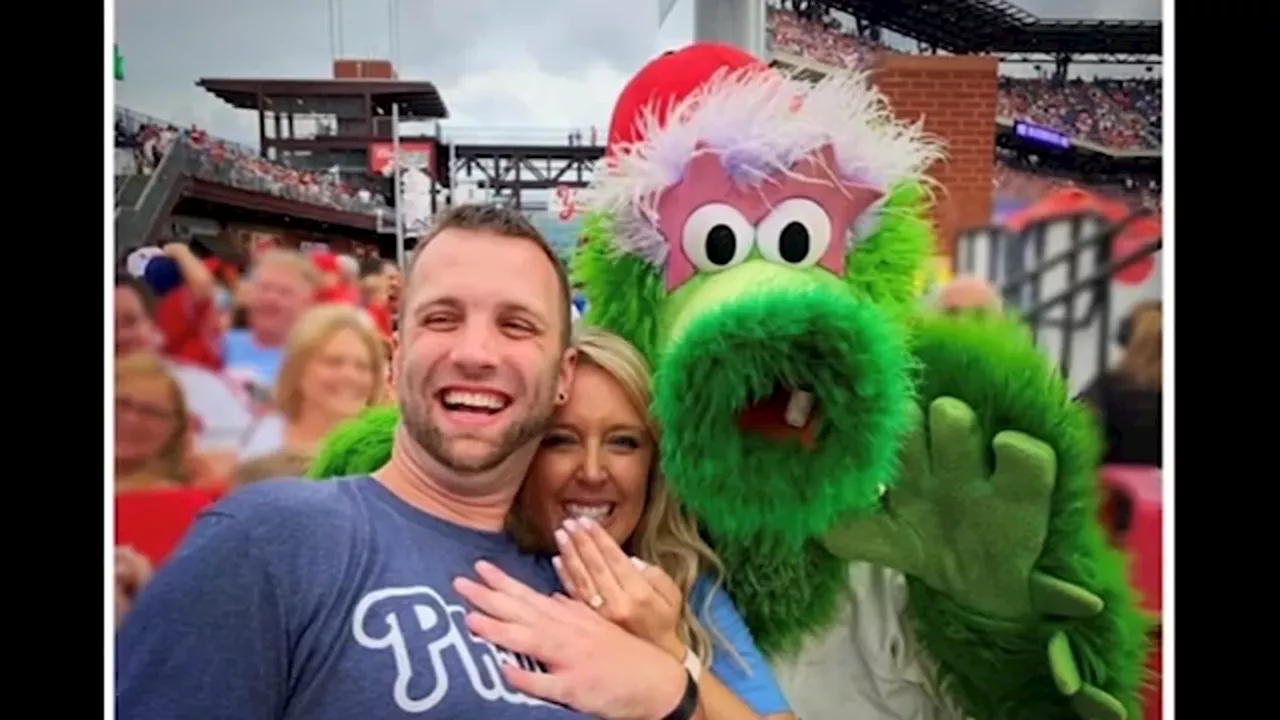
299;328;377;420
115;374;180;466
522;363;654;549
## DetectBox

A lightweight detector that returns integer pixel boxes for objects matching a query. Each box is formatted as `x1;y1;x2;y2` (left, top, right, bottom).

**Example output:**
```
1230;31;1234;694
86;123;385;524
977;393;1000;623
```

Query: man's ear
556;347;579;406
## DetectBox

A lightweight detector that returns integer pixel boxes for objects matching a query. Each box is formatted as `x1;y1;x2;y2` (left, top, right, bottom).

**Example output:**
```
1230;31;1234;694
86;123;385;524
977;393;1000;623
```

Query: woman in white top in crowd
238;304;386;461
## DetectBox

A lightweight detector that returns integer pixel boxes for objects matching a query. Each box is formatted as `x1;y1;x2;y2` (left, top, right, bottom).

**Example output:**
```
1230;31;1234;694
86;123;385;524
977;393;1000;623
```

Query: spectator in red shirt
144;243;222;371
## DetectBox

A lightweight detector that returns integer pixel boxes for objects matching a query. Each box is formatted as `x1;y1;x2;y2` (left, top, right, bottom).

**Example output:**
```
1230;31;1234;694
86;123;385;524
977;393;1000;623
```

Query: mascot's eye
681;203;755;272
756;198;832;268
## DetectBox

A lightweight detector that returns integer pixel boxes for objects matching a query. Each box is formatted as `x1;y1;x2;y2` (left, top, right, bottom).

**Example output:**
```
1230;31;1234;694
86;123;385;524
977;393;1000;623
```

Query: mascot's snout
654;259;914;547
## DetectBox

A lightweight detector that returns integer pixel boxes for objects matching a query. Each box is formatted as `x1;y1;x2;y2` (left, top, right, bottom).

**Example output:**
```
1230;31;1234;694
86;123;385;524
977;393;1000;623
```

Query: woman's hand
552;517;687;660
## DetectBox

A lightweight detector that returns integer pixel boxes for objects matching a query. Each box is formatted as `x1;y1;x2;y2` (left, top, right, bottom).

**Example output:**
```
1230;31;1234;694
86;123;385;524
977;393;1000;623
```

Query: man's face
395;229;574;475
114;287;156;358
248;264;314;341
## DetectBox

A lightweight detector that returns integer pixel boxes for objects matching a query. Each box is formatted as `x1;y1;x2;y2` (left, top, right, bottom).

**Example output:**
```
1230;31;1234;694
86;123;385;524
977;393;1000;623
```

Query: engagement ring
588;594;605;609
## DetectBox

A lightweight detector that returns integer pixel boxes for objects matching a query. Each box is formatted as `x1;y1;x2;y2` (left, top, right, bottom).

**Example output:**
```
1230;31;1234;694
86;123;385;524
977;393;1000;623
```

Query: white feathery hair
590;65;946;266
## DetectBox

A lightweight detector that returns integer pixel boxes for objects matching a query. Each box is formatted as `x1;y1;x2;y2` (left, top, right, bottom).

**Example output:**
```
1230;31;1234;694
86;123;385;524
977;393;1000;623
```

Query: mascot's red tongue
737;388;820;450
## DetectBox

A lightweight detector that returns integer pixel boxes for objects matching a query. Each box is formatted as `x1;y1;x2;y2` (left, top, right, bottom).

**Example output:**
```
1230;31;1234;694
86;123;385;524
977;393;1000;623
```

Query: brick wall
872;54;998;256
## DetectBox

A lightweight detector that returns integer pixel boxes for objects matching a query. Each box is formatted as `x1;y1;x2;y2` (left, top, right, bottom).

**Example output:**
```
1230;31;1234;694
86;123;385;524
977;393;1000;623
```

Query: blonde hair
515;327;728;667
1117;300;1161;389
273;305;388;420
252;249;321;289
233;449;314;486
114;353;192;483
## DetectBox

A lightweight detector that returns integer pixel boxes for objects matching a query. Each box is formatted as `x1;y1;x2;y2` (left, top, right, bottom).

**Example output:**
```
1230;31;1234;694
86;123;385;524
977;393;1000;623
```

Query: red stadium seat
115;487;220;568
1099;464;1162;720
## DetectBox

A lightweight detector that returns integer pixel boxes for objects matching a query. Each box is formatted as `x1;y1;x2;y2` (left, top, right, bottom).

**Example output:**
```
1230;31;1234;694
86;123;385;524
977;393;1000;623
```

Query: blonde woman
238;305;386;461
514;327;793;719
115;354;198;491
1080;300;1162;466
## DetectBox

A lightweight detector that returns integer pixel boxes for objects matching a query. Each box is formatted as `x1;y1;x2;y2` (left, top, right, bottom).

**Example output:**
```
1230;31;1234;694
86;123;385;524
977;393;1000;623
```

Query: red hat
606;42;768;152
311;251;339;274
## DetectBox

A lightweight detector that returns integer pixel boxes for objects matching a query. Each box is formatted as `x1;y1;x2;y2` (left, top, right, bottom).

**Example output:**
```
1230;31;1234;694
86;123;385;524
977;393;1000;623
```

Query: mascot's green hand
1049;631;1128;720
822;397;1128;720
823;396;1054;615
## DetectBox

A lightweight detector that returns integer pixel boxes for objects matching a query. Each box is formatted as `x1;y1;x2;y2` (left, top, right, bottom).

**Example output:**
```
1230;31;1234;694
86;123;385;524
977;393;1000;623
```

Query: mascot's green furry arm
309;42;1150;720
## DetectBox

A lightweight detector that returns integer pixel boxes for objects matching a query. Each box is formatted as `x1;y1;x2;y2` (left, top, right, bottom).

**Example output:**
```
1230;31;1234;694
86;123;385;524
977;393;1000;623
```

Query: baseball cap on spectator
143;256;184;297
313;251;361;305
126;246;165;279
312;251;340;275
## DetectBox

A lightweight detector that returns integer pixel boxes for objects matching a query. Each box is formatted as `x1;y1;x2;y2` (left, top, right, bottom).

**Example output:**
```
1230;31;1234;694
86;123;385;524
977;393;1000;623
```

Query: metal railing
955;211;1161;381
114;141;190;262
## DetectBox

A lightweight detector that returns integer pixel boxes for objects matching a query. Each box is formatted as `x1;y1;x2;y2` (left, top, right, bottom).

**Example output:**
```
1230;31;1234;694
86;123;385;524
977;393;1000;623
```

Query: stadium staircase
114;141;190;263
954;211;1162;394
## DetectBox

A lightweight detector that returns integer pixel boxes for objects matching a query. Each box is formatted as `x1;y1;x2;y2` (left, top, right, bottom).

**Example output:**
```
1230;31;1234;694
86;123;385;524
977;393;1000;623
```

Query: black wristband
661;669;699;720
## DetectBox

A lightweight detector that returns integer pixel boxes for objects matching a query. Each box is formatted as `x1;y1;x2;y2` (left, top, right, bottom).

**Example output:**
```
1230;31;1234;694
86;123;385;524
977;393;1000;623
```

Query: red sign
368;142;435;177
1111;215;1160;286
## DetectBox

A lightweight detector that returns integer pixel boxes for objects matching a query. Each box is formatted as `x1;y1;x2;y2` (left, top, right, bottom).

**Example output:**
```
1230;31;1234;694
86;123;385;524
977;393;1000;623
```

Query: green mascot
311;43;1151;720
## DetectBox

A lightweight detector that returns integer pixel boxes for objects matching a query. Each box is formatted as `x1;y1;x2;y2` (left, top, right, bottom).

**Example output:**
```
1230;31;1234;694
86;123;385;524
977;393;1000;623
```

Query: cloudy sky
114;0;1161;148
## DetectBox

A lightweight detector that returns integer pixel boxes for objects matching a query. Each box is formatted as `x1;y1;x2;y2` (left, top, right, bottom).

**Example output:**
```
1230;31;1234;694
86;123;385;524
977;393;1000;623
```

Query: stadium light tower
692;0;766;58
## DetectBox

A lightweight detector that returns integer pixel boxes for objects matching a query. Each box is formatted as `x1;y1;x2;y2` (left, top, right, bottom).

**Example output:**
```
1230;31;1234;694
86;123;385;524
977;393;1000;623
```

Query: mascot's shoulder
309;405;401;479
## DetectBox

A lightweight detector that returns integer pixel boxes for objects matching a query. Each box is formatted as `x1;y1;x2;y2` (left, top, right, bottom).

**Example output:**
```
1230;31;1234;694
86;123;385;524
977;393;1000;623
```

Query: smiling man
116;204;698;720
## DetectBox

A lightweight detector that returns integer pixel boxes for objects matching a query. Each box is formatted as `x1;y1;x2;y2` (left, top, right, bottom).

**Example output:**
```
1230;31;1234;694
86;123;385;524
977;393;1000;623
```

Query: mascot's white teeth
784;390;815;428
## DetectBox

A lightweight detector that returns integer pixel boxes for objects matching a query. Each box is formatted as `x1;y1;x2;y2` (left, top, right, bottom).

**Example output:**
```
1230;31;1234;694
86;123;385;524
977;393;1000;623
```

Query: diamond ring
588;593;605;609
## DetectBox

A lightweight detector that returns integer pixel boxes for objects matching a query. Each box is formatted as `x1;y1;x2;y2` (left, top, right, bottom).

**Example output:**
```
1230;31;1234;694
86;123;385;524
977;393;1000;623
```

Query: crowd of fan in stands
766;5;1162;152
114;108;387;215
114;245;400;511
994;159;1161;212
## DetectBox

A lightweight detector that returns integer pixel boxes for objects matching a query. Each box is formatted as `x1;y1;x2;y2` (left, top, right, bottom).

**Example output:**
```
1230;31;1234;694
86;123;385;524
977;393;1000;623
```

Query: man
223;249;319;393
116;205;696;720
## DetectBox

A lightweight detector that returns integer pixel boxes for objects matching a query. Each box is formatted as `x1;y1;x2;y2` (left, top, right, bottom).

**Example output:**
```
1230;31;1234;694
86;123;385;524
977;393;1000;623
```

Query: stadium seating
765;7;1162;153
114;106;388;216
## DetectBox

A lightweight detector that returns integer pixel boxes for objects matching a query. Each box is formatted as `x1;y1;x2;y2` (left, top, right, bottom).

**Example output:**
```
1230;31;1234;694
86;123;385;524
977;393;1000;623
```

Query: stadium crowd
994;158;1161;211
114;107;387;215
765;4;1162;152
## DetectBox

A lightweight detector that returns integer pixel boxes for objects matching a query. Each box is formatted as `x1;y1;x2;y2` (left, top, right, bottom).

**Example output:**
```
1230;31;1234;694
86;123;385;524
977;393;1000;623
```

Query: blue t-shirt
116;476;591;720
223;329;284;391
690;575;791;715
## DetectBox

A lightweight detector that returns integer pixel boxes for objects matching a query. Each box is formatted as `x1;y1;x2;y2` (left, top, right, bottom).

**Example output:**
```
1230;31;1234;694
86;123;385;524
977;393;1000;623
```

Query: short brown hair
233;449;314;486
406;204;571;347
115;273;156;318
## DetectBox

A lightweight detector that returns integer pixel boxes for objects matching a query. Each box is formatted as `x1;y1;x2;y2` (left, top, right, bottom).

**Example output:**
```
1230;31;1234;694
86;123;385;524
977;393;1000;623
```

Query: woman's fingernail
578;515;596;528
552;556;563;571
630;556;647;569
563;518;579;532
554;529;569;545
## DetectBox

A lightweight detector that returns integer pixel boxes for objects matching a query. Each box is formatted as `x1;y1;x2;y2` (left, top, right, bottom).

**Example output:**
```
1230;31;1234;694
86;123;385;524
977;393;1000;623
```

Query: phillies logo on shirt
352;585;555;713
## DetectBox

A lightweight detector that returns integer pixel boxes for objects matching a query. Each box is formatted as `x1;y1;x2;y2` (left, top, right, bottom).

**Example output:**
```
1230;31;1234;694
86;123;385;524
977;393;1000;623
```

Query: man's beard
399;372;557;475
